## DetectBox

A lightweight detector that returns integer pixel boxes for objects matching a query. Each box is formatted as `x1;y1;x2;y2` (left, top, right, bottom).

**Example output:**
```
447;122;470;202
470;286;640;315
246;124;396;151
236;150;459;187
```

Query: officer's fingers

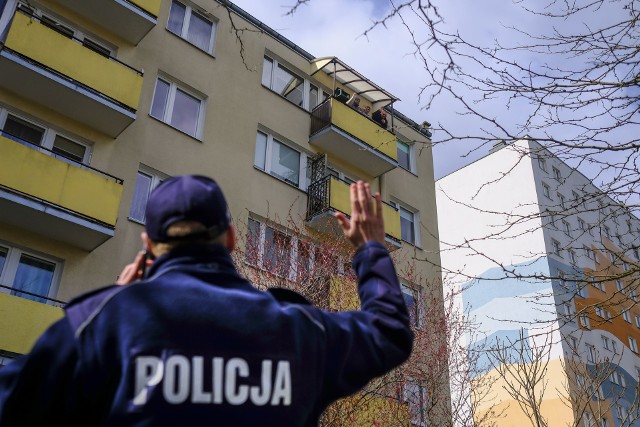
335;212;351;233
374;192;383;221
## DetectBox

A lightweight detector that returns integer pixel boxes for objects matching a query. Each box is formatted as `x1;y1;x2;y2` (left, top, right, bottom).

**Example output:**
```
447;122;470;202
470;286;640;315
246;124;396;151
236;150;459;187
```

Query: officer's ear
225;225;236;253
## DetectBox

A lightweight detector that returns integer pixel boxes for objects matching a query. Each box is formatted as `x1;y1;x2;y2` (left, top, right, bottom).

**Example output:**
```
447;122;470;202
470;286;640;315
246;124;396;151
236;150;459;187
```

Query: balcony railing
0;9;144;136
310;98;398;177
52;0;160;44
307;176;402;245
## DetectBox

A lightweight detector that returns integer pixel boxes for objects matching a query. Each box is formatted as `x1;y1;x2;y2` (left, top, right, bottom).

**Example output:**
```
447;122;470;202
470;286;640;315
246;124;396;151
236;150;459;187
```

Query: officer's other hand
335;180;386;248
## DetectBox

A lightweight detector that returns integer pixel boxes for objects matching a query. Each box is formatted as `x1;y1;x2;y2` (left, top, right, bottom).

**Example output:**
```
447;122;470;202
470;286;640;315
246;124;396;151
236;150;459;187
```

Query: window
595;305;605;318
21;6;113;57
562;220;572;236
623;309;631;323
603;225;611;239
601;335;610;350
129;166;168;223
0;111;90;164
542;182;552;199
403;383;429;427
558;192;566;208
583;245;594;261
562;302;575;321
616;279;623;291
580;314;591;329
569;249;577;264
632;289;639;302
583;412;594;427
150;76;204;138
247;218;291;277
553;166;562;180
612;340;618;353
392;202;420;246
0;243;61;304
397;140;415;172
635;315;640;329
262;56;327;111
538;157;547;171
616;405;627;420
629;336;638;353
167;0;216;53
586;344;596;362
576;218;585;233
577;283;588;298
545;210;556;228
401;284;421;327
599;418;609;427
254;131;307;189
552;239;562;257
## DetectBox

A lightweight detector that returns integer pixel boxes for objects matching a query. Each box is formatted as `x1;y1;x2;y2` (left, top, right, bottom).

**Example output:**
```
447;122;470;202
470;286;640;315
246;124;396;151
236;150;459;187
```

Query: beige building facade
0;0;443;423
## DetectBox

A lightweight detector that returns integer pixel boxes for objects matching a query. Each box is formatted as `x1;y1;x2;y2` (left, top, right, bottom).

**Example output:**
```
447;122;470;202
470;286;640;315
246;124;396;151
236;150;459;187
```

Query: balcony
53;0;160;45
0;291;63;354
306;176;401;248
0;135;124;250
0;9;144;137
310;99;398;177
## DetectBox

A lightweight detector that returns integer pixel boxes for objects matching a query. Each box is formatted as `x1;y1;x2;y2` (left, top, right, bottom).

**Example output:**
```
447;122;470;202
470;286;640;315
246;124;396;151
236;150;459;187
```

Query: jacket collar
145;243;237;278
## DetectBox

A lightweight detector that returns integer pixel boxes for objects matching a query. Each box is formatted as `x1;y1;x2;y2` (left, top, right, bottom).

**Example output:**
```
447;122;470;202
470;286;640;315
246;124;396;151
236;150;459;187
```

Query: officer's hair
151;221;226;255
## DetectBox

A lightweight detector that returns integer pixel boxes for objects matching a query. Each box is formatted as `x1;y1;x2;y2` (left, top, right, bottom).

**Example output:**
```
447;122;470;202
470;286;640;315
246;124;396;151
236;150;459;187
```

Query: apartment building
436;139;640;426
0;0;443;424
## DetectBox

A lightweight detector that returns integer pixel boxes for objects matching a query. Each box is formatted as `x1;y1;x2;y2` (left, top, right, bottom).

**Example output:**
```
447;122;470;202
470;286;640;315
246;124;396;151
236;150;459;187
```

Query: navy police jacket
0;241;413;426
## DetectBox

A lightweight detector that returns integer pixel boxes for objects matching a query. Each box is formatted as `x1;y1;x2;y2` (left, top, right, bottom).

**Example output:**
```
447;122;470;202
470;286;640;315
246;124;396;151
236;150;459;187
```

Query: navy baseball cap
145;175;230;242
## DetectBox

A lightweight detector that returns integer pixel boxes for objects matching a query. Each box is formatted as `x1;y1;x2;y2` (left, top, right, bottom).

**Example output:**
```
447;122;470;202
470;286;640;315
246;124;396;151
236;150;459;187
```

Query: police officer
0;175;413;426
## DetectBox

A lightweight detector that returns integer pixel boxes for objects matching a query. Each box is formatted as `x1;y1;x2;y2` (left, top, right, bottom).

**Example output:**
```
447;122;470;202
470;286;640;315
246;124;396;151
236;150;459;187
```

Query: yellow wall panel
0;293;63;354
0;136;123;225
332;101;397;160
131;0;162;17
6;12;143;109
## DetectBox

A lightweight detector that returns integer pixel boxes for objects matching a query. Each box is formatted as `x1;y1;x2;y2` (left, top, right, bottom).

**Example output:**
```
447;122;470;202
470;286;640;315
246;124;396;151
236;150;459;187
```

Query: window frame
0;242;62;305
392;200;421;247
254;130;308;190
128;165;169;224
0;109;92;164
261;55;328;112
167;0;217;54
396;139;416;173
401;283;422;328
542;182;552;199
150;75;206;139
629;336;638;353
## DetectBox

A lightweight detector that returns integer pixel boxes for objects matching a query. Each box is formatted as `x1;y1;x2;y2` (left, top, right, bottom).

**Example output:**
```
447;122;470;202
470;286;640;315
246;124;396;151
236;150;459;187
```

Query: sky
227;0;635;191
228;0;494;179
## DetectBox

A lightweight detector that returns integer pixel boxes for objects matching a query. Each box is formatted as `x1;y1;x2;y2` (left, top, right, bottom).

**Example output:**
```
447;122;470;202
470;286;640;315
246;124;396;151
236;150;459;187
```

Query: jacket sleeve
0;318;79;426
319;241;414;404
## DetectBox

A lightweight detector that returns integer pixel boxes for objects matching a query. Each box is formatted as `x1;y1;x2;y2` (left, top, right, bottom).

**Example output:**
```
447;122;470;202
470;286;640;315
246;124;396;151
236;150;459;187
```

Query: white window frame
128;165;169;224
569;249;577;264
616;280;623;292
636;315;640;329
558;192;566;209
586;343;596;362
580;314;591;329
552;239;562;257
562;220;572;237
552;166;562;180
401;283;422;328
0;242;62;305
0;109;92;164
391;200;421;247
254;130;308;190
261;55;328;112
538;157;547;172
150;75;206;139
601;335;610;351
542;182;552;199
629;336;638;353
396;139;416;173
623;309;631;323
402;382;429;427
167;0;217;54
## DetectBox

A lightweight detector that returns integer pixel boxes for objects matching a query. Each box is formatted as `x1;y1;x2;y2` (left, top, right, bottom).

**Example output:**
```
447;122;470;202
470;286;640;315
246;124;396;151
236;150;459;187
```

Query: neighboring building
436;138;640;426
0;0;443;424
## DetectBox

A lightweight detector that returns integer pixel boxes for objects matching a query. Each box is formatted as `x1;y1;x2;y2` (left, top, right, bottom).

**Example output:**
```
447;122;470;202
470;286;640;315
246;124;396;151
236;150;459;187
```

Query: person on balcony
0;176;413;426
372;108;389;129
